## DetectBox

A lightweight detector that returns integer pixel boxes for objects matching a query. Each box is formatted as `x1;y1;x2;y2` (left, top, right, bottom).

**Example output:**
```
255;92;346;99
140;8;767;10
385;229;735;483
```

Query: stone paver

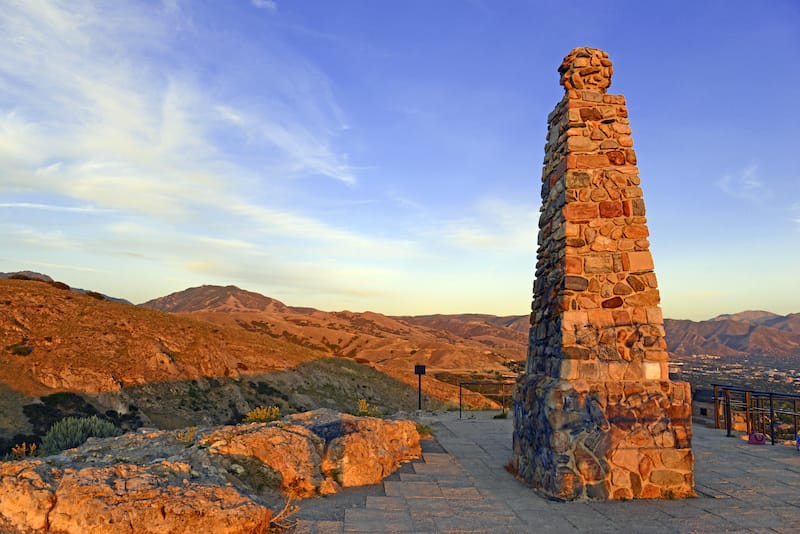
294;411;800;533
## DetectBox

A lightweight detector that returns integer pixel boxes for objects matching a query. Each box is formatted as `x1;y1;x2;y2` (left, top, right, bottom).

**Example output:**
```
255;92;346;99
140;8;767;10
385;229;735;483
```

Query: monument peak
512;49;694;500
559;47;614;93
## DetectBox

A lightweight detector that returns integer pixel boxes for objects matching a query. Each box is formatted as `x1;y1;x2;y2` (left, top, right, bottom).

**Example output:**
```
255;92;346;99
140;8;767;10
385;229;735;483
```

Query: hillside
664;317;800;358
142;284;290;314
398;314;527;355
1;279;317;396
5;274;799;453
405;311;800;361
712;311;800;335
0;278;495;452
142;285;521;388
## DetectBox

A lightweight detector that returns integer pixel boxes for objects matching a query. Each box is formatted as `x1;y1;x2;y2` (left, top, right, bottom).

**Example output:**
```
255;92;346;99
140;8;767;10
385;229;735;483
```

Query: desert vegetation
40;415;121;454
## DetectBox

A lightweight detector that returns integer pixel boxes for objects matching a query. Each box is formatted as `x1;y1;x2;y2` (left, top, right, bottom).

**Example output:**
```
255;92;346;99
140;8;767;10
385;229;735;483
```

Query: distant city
670;353;800;395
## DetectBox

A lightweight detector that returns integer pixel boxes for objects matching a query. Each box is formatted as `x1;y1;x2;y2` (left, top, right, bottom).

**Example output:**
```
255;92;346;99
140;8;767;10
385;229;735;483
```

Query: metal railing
712;383;800;445
458;380;516;419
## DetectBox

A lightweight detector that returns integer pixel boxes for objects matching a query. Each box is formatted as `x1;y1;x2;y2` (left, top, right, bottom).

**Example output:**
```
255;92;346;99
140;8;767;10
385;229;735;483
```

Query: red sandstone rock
623;224;649;238
0;460;55;532
563;202;599;221
320;416;420;487
584;255;614;273
569;154;610;169
565;256;583;274
49;466;268;534
0;410;421;532
598;201;623;218
0;460;268;534
622;251;654;272
207;423;325;497
606;151;626;165
579;107;603;121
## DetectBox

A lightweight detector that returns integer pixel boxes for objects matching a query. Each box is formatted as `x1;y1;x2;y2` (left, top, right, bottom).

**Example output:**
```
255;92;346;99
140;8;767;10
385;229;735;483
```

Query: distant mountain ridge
0;271;132;304
142;285;289;314
5;270;800;364
145;285;800;360
408;310;800;359
664;313;800;358
709;311;800;334
0;271;53;282
140;285;522;374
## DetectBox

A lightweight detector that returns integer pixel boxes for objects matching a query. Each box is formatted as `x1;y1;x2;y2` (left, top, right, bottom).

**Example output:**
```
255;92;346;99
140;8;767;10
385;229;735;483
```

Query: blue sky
1;0;798;320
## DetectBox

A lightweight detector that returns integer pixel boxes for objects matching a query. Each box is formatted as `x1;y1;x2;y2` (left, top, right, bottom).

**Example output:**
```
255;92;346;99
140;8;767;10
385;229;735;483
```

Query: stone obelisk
512;47;694;500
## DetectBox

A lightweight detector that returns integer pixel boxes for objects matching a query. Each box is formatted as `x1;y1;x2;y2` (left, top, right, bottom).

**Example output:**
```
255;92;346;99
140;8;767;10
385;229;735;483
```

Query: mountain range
140;284;520;376
2;273;798;451
664;312;800;358
0;277;515;449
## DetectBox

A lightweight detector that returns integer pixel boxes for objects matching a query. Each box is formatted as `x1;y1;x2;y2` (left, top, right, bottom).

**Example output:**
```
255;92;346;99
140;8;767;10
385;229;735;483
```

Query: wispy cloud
0;1;403;301
437;199;538;254
0;2;356;193
717;164;770;202
25;260;108;274
0;225;77;250
251;0;277;12
0;202;114;213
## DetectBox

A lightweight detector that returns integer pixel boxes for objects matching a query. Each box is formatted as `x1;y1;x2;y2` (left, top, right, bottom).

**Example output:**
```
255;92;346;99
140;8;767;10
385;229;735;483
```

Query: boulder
286;410;421;487
48;464;269;534
0;460;56;531
0;410;421;532
206;423;326;497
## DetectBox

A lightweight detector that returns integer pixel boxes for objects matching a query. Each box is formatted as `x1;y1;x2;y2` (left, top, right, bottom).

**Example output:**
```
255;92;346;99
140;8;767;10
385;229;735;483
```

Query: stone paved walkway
294;412;800;533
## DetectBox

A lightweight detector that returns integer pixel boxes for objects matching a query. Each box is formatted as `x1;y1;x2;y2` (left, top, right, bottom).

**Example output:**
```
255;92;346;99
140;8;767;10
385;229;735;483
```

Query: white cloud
792;202;800;231
438;199;539;255
0;7;365;227
0;202;114;214
0;2;356;195
0;225;77;250
0;1;413;303
251;0;277;11
717;164;770;202
25;260;107;274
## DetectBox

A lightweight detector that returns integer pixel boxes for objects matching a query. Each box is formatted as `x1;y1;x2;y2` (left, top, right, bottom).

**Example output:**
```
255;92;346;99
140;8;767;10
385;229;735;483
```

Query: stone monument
512;47;694;500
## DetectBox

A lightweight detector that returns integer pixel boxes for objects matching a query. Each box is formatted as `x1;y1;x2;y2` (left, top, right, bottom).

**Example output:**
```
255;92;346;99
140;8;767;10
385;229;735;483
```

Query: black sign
414;364;426;375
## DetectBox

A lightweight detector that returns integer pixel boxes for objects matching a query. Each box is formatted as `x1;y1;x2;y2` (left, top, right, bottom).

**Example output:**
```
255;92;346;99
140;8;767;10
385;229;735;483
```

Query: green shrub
41;415;121;454
355;398;381;417
243;405;281;423
415;423;433;438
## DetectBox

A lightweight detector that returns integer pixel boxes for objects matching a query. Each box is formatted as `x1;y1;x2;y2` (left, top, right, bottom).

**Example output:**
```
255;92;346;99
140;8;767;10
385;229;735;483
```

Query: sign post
414;364;426;410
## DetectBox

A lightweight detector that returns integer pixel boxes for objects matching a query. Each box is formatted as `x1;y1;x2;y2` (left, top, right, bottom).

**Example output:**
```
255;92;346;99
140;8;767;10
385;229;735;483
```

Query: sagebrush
243;405;281;423
355;398;380;417
42;415;121;454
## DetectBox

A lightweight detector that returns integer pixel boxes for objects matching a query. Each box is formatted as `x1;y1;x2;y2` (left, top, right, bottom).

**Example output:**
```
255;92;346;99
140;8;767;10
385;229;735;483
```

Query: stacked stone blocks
513;47;694;500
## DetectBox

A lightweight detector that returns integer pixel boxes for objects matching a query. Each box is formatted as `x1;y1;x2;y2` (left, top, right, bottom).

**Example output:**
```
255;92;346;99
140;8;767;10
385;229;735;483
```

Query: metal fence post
769;393;775;445
459;383;462;419
724;389;732;437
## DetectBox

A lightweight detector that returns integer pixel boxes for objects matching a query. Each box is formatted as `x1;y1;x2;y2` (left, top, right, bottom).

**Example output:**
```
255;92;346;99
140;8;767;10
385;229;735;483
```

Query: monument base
513;374;694;500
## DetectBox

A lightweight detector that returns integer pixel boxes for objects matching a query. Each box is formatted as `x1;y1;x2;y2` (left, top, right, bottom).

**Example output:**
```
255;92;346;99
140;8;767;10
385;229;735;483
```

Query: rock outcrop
0;410;421;533
285;410;422;488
